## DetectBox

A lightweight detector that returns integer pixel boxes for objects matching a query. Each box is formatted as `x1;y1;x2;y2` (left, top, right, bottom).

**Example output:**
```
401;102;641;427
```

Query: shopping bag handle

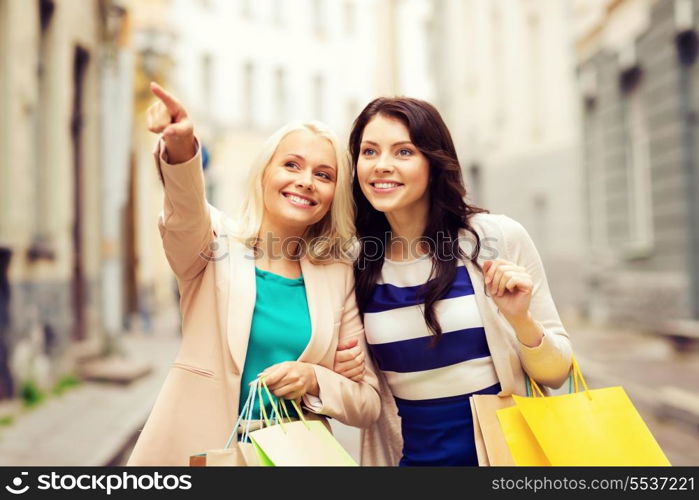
272;396;311;430
257;377;280;428
525;372;570;397
241;377;260;443
285;399;310;429
257;377;312;432
527;355;591;400
223;374;315;448
224;377;259;449
571;356;590;396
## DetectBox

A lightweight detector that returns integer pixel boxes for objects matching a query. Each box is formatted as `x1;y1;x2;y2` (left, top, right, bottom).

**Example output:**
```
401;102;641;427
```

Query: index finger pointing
150;82;182;116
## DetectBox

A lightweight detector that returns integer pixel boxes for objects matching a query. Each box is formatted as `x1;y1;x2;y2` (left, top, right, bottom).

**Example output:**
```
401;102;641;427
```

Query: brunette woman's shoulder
468;212;527;233
466;212;509;235
468;213;540;259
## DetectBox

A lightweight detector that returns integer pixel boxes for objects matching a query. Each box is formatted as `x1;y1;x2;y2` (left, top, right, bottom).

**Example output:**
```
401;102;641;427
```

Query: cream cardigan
359;213;574;466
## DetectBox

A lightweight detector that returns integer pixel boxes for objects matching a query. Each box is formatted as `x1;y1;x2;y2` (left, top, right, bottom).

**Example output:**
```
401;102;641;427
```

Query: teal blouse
238;267;312;421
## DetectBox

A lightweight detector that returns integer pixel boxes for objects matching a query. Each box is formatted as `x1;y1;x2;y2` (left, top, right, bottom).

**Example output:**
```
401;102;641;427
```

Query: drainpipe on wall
674;0;699;320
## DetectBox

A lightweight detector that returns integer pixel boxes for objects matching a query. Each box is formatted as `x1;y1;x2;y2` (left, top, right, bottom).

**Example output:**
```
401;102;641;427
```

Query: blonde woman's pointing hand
147;82;196;164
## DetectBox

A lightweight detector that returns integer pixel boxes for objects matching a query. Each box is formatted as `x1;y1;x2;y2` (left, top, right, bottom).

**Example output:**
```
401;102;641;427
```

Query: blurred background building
0;0;115;399
166;0;385;216
428;0;585;317
576;0;699;333
0;0;388;400
1;0;698;465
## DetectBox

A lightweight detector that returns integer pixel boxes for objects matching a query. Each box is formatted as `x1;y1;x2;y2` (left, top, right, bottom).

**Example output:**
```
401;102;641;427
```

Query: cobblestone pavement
567;319;699;466
0;317;180;466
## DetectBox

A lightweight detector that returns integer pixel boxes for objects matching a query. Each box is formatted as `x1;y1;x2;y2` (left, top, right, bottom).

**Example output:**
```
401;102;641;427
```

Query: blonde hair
232;121;355;264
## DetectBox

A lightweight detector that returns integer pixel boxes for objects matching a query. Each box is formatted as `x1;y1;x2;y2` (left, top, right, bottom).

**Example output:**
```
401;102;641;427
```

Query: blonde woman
127;83;380;466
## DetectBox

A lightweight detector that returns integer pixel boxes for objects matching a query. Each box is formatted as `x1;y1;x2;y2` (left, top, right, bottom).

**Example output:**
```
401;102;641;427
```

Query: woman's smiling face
356;114;430;219
261;129;337;233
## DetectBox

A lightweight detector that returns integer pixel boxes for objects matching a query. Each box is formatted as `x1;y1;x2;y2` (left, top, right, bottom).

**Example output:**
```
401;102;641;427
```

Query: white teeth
374;182;401;189
286;194;312;205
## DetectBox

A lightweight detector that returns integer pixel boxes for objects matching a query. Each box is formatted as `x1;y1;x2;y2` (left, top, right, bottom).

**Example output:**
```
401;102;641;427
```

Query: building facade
0;0;113;397
162;0;384;217
576;0;699;327
425;0;585;317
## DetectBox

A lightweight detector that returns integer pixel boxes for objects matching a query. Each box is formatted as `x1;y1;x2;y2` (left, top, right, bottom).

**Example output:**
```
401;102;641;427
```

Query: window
312;0;325;38
532;193;549;259
585;99;609;252
34;0;56;246
241;0;252;18
344;0;355;35
312;74;324;120
202;53;213;109
528;10;542;141
346;98;358;129
206;182;216;207
620;69;654;256
271;0;283;26
275;67;287;123
468;163;482;204
243;61;254;126
581;68;608;253
491;3;505;132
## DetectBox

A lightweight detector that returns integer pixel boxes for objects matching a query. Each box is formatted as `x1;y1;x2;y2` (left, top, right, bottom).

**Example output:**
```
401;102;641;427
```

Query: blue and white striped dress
363;256;501;466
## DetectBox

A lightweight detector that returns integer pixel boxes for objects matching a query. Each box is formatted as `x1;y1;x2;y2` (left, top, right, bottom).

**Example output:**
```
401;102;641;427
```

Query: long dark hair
349;97;489;342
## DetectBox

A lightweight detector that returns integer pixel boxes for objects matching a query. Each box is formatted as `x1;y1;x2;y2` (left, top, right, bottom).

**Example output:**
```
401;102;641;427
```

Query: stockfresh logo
5;472;30;495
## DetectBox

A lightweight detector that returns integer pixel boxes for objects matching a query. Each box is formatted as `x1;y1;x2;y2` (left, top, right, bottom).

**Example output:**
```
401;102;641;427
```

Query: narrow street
6;312;696;466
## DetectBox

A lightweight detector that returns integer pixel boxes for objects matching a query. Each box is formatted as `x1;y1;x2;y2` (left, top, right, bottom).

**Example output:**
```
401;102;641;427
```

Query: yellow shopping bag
496;405;549;465
497;357;671;466
478;375;552;466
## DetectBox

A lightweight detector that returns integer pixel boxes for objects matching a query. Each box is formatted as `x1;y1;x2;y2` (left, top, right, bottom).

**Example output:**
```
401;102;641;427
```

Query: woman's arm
262;267;381;428
333;337;366;382
148;82;214;282
487;216;573;388
304;279;381;427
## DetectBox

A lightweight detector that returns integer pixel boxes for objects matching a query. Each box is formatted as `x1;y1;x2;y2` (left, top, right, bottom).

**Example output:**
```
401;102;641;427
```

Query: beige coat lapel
297;259;334;364
225;240;256;374
210;210;233;369
219;244;334;374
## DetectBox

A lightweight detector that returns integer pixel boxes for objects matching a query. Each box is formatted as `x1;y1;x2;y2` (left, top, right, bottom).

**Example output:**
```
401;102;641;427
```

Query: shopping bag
250;420;358;466
496;405;549;466
247;380;358;466
237;442;261;466
497;357;671;466
471;376;555;466
189;377;263;466
469;397;490;465
471;394;516;466
189;447;245;467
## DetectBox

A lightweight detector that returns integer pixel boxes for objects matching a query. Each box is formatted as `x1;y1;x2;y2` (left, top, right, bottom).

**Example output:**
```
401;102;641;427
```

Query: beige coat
127;142;381;466
359;213;574;466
